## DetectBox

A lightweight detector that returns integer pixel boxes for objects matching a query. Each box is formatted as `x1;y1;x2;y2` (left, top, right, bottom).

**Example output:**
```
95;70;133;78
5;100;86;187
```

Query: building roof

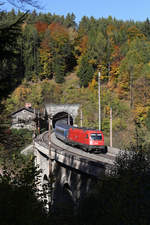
10;107;36;116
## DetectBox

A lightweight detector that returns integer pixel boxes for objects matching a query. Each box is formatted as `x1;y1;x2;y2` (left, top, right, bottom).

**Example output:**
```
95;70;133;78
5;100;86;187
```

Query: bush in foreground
77;149;150;225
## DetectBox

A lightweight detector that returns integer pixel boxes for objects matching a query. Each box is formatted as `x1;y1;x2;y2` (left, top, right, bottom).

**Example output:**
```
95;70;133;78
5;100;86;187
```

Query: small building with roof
10;103;37;130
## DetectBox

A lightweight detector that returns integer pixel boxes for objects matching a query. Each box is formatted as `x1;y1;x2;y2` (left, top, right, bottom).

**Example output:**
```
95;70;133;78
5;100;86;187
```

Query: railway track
36;131;118;165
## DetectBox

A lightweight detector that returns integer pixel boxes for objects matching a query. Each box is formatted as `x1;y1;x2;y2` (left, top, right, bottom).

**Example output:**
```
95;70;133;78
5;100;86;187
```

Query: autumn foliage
2;11;150;149
35;21;48;33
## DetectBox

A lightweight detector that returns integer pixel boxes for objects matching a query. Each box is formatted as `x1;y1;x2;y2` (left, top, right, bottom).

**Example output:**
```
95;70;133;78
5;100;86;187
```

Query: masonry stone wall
34;145;98;211
52;161;98;211
45;103;80;121
34;140;109;212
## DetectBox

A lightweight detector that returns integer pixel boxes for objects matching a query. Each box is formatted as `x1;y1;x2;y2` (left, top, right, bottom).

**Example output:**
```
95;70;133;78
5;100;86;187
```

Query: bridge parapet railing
35;132;49;149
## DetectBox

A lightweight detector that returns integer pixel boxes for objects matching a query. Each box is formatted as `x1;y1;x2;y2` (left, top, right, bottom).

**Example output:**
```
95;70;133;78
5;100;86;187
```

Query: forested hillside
2;7;150;225
1;10;150;148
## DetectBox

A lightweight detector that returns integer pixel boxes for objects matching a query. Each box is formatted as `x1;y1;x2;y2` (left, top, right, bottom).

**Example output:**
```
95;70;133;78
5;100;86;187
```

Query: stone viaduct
34;103;122;210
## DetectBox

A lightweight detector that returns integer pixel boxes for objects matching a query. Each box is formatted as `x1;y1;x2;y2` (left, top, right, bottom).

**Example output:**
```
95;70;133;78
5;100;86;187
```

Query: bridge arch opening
43;174;49;182
43;174;49;188
52;111;73;128
63;182;71;191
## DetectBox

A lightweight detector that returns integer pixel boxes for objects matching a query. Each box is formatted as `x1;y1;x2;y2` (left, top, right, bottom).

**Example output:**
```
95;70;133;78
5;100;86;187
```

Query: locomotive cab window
90;133;102;140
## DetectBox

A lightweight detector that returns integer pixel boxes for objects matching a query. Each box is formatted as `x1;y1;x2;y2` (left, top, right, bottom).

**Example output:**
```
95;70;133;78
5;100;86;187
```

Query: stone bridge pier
52;161;98;211
34;143;99;211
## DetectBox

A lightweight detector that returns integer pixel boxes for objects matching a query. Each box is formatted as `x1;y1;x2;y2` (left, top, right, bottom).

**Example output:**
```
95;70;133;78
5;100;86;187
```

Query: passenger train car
55;121;107;153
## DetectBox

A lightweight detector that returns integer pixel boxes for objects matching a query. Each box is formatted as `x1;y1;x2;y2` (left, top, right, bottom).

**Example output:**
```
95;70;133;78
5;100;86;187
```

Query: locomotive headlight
90;140;93;145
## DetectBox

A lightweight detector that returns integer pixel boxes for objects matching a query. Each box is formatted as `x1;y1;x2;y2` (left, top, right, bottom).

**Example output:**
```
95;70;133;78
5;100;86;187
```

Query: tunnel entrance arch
52;112;73;128
45;103;80;128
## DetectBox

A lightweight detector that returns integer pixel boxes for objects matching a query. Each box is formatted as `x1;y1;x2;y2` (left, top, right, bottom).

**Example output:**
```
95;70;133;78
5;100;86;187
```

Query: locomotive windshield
90;133;102;140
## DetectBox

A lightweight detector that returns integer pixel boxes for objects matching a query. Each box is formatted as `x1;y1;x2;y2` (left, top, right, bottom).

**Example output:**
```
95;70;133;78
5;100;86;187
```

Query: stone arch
52;111;73;128
42;174;49;189
62;180;75;208
61;176;71;193
43;174;49;183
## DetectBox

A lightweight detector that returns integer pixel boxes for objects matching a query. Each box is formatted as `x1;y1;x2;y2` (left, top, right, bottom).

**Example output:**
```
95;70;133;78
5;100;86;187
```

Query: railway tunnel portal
52;111;73;127
45;103;80;128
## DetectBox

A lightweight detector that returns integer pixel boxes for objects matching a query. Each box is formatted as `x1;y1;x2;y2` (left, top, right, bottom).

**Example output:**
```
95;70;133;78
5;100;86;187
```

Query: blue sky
2;0;150;23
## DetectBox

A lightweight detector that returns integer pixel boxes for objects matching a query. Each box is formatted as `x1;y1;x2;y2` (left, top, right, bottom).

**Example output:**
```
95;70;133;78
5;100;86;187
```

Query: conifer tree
0;12;27;97
53;55;65;83
64;13;76;29
77;54;94;87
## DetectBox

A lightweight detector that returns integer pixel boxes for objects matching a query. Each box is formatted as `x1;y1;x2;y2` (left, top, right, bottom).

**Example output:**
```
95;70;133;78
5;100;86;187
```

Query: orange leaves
11;85;31;107
108;45;122;88
75;35;88;58
14;86;30;99
35;21;48;33
79;35;88;54
41;38;50;50
111;45;122;60
110;61;120;76
106;24;117;44
48;22;69;43
127;26;145;43
37;22;68;50
106;24;116;36
108;61;120;89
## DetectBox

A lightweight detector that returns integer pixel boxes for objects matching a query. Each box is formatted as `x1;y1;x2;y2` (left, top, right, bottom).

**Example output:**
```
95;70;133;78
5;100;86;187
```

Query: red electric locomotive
55;122;107;153
68;127;106;153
